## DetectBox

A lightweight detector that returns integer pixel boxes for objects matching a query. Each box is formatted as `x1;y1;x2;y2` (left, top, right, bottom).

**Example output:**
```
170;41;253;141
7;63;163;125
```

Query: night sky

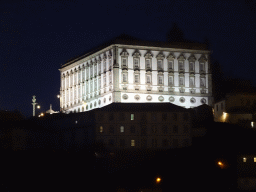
1;0;256;117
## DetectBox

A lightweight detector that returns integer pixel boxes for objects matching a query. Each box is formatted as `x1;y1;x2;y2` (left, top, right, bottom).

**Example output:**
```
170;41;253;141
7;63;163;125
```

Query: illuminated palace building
59;36;212;113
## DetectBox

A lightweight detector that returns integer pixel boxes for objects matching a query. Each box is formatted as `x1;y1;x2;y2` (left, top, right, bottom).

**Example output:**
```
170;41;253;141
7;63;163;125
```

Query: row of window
99;124;189;134
106;138;189;147
122;73;206;87
62;71;112;90
99;113;189;121
243;157;256;162
121;57;205;72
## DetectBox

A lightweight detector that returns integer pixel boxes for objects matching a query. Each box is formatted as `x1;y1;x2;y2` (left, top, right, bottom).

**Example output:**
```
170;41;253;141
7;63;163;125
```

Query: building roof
60;34;209;69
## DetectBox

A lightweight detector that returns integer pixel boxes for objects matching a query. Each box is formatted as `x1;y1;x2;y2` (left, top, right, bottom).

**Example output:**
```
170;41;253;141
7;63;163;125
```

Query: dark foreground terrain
0;145;237;192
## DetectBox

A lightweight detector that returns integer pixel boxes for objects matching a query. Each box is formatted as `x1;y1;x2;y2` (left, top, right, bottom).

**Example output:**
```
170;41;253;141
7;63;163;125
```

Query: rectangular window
200;63;204;71
120;126;124;132
158;76;163;85
179;61;184;70
146;75;151;84
200;77;206;87
157;60;162;69
254;157;256;162
131;140;135;147
135;74;139;83
109;72;112;84
98;78;101;89
179;77;184;86
104;75;106;86
122;58;127;66
168;61;173;70
94;65;97;76
131;114;134;120
100;126;103;132
90;67;93;77
169;76;173;86
189;62;194;71
189;77;194;87
134;58;139;68
123;73;127;83
103;61;106;71
146;59;150;68
109;59;112;68
243;157;246;162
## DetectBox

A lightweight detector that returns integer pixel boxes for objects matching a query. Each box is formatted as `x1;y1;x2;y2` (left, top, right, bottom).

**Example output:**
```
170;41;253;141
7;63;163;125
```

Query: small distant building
214;93;256;128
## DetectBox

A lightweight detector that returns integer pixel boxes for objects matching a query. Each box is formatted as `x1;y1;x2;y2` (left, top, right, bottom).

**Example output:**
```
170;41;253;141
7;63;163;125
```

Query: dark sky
1;0;256;117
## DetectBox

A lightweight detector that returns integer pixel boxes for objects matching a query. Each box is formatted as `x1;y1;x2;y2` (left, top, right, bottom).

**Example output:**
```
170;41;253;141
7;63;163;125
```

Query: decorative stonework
190;98;196;103
94;101;97;107
177;53;186;60
188;54;196;61
120;49;129;57
122;94;128;100
158;96;164;101
134;95;140;101
169;96;175;102
132;50;141;57
144;52;153;58
146;95;152;101
109;96;112;101
201;98;206;104
156;52;165;60
199;54;207;62
179;97;185;103
98;100;101;105
104;98;106;103
167;52;175;60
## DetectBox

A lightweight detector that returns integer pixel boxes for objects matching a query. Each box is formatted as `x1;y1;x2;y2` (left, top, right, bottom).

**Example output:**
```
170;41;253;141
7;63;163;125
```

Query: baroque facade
59;37;212;113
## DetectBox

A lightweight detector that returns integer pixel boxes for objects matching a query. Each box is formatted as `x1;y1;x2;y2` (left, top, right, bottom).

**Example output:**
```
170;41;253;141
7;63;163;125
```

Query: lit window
168;61;173;70
146;59;150;68
169;76;173;86
100;126;103;132
134;58;139;68
179;61;184;70
120;126;124;132
146;75;151;84
189;77;194;87
179;77;184;86
123;73;127;83
158;76;163;85
122;58;127;66
157;60;162;70
243;157;246;162
135;74;139;83
200;77;206;87
189;62;194;71
252;122;254;128
131;140;135;146
131;114;134;120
